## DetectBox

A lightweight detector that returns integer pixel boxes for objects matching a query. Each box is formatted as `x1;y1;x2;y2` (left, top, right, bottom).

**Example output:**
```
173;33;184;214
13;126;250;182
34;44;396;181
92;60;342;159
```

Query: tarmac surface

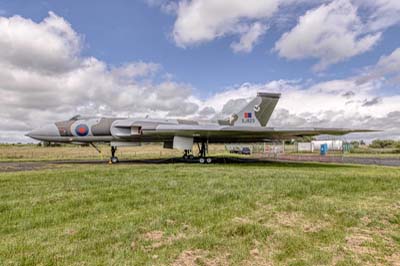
273;154;400;167
0;155;399;173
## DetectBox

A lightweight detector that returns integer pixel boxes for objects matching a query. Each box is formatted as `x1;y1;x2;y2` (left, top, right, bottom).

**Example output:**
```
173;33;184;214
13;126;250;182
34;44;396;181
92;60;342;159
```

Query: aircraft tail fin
230;92;281;127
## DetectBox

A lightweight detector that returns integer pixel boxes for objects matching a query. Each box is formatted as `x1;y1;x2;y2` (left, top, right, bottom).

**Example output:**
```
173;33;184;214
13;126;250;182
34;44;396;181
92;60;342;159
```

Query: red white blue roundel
75;124;89;136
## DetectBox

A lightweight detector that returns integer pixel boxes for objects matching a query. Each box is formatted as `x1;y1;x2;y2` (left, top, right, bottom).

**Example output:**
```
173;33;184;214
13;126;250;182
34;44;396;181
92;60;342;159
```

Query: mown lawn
0;162;399;265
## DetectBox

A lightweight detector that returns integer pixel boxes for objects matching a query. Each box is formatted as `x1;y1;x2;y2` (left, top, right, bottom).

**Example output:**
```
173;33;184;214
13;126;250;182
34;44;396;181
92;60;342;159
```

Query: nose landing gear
110;146;119;164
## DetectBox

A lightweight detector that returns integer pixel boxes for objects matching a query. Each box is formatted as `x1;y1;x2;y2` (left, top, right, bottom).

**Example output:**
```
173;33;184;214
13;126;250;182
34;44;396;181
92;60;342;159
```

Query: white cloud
231;22;268;53
0;12;81;74
275;0;381;71
145;0;179;14
0;11;399;143
375;48;400;81
172;0;280;50
0;12;199;136
358;0;400;31
198;78;400;139
195;47;400;136
357;48;400;84
147;0;400;72
111;62;161;80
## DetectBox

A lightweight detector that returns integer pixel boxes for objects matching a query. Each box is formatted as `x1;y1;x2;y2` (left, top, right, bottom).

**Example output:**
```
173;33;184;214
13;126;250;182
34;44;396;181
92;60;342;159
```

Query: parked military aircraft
26;92;373;163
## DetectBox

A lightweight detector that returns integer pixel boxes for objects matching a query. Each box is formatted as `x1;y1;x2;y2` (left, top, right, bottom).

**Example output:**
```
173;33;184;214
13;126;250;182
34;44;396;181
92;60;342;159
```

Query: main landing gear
182;141;212;164
110;146;119;164
198;141;212;164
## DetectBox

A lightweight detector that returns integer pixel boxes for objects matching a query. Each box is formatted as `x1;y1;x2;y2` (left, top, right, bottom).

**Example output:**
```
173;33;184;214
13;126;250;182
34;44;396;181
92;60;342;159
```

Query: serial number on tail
242;118;256;123
242;112;255;123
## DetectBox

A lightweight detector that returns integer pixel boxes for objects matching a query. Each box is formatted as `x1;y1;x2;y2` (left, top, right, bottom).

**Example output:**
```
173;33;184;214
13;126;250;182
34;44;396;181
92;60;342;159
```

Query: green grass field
1;162;400;265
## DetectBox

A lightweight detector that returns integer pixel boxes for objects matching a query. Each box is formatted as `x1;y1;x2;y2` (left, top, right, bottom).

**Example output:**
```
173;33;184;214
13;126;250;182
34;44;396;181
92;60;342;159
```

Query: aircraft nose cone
26;124;60;140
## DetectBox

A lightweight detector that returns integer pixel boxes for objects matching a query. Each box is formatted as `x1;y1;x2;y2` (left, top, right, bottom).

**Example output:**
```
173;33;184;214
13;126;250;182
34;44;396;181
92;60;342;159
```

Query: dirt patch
143;230;165;249
273;211;328;233
275;212;302;227
360;216;372;226
172;250;207;266
144;230;164;242
65;229;77;235
345;233;375;255
142;230;186;249
242;241;273;266
234;210;329;234
232;217;253;224
172;250;229;266
302;221;329;233
130;241;136;252
386;252;400;266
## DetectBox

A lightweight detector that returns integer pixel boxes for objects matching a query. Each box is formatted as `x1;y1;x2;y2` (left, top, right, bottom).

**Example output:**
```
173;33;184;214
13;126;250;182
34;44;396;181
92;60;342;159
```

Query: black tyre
111;157;119;164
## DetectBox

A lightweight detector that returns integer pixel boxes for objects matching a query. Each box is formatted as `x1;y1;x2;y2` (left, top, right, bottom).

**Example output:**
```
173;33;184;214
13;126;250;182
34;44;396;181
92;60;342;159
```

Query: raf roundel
75;124;89;137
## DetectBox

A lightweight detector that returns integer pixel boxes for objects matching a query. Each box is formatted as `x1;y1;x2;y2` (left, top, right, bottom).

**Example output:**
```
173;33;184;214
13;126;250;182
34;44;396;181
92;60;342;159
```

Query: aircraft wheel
199;158;206;164
110;157;119;164
183;155;188;160
189;155;194;160
206;158;212;164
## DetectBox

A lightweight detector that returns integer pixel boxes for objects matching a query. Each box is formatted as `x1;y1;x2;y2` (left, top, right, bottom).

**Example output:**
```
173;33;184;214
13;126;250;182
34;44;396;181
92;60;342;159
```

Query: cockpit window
69;115;82;121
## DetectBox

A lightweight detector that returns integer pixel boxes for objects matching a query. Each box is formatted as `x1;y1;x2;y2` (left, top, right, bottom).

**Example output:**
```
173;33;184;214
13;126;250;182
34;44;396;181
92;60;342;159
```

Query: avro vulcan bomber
27;93;372;163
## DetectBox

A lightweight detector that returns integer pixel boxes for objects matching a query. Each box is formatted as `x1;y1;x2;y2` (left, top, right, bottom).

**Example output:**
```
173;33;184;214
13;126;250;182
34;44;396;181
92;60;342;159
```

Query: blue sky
2;0;399;96
0;0;399;142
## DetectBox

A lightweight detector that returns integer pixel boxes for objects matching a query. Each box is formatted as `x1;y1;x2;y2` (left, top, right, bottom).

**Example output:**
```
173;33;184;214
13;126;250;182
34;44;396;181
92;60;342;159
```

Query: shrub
370;139;397;149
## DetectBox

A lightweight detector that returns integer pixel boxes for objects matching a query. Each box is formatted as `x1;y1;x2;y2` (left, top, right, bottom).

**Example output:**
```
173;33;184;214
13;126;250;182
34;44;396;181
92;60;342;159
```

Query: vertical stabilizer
230;92;281;127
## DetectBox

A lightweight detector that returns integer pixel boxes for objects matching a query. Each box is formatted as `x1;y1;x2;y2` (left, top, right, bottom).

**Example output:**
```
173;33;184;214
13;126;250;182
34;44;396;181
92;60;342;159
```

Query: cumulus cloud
275;0;381;71
0;12;81;74
231;22;268;53
358;0;400;31
1;11;399;143
357;48;400;84
172;0;280;51
170;0;333;50
198;107;216;117
362;97;382;107
195;64;399;139
207;81;399;141
111;62;161;80
373;48;400;82
145;0;400;73
0;12;199;136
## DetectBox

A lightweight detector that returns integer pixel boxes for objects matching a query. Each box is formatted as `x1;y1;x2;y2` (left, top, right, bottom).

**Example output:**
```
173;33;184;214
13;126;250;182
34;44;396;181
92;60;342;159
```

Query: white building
297;142;314;152
312;140;343;151
296;140;344;152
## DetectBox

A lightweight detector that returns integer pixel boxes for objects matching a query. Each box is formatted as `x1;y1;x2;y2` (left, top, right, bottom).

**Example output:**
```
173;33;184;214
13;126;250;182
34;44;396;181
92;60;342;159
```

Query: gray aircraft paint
27;93;375;149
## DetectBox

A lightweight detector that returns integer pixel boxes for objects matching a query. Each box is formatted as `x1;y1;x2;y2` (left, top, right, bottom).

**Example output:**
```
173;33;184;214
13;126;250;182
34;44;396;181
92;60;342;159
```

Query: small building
297;142;314;152
296;140;344;153
312;140;343;151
